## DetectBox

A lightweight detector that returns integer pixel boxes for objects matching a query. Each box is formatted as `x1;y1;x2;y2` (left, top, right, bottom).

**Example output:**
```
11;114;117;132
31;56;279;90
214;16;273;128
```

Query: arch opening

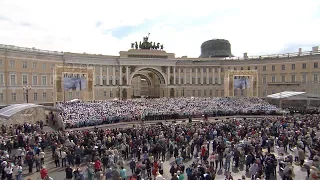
130;67;167;98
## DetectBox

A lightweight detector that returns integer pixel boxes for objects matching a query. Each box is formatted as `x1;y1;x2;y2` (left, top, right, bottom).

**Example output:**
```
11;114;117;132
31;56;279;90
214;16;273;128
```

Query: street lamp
23;85;31;103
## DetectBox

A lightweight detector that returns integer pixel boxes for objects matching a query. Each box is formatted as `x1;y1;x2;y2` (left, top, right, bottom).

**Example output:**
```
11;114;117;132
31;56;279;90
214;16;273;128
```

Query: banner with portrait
63;73;87;91
233;76;250;89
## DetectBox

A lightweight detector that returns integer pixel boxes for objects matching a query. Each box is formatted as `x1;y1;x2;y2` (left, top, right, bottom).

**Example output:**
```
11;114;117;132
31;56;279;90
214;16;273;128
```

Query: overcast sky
0;0;320;57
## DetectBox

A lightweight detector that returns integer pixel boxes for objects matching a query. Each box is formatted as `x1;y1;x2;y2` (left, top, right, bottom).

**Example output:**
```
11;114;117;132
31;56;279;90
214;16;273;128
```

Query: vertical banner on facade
54;65;94;102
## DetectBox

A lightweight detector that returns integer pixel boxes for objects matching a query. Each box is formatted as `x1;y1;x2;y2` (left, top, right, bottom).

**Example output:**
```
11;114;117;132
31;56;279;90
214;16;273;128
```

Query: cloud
0;0;319;57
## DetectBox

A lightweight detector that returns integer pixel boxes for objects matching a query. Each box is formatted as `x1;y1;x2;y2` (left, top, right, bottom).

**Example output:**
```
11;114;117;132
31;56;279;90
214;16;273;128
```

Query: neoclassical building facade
0;43;320;106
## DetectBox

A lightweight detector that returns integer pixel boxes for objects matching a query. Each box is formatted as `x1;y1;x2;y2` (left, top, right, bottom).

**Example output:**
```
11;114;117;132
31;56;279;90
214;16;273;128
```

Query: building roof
0;103;59;119
266;91;306;99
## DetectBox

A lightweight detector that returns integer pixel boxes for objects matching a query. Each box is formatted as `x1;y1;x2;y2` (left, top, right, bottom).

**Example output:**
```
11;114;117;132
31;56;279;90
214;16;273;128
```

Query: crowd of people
56;97;281;129
0;112;320;179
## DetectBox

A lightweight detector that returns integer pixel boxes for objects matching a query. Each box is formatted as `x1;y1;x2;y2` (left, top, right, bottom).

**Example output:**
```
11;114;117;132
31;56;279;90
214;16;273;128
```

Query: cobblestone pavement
24;117;309;180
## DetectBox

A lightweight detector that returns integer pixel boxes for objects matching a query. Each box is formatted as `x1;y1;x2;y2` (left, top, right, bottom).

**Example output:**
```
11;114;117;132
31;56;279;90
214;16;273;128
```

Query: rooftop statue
131;33;164;50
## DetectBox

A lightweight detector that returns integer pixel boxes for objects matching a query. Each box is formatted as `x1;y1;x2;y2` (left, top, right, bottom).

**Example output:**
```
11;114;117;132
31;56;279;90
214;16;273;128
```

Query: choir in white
56;97;280;128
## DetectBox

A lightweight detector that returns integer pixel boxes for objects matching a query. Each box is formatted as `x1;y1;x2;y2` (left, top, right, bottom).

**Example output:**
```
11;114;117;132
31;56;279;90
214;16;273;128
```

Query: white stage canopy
266;91;305;99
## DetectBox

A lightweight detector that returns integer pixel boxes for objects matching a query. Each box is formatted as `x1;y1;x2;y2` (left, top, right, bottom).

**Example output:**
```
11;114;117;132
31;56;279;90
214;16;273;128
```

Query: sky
0;0;320;58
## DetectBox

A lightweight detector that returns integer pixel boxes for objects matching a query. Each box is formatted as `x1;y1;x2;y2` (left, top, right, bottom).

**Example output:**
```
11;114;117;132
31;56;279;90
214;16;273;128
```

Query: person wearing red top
94;159;101;172
40;166;48;180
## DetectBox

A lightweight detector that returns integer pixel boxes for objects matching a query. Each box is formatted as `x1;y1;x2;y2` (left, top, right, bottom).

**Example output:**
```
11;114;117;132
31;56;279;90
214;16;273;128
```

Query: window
314;74;318;83
104;91;107;97
209;68;211;72
262;66;266;71
198;90;201;96
0;59;2;67
209;77;212;84
192;90;195;96
96;76;100;85
42;92;47;99
110;90;113;97
115;77;119;85
240;89;244;96
291;64;296;70
262;76;267;84
10;74;16;85
192;68;195;73
41;76;47;85
33;76;38;85
22;75;28;85
34;93;38;101
210;89;213;96
271;76;276;83
234;67;237;70
181;78;184;84
204;90;207;96
247;67;251;70
9;60;15;68
109;76;113;85
254;66;258;70
291;75;296;82
192;77;195;84
103;76;107;85
203;68;206;73
50;76;53;85
314;62;318;68
197;77;200;84
68;92;72;99
11;93;16;102
0;93;3;102
281;65;285;70
42;63;46;69
302;63;307;69
22;61;28;68
203;77;206;84
240;67;243;70
0;74;3;85
302;74;307;84
32;62;37;69
272;65;275;71
281;75;286;82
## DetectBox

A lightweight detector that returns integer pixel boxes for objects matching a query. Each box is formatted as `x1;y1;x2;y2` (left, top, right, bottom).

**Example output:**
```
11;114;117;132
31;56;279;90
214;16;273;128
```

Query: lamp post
23;85;31;103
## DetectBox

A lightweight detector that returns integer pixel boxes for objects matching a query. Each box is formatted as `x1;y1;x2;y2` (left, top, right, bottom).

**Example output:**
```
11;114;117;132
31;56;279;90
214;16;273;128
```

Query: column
212;68;215;84
112;66;116;85
195;68;198;84
189;68;192;84
126;66;129;85
167;66;170;84
184;68;187;84
100;66;103;85
173;67;176;84
178;68;181;84
106;66;109;85
119;66;122;85
218;67;221;84
206;68;209;85
201;68;204;84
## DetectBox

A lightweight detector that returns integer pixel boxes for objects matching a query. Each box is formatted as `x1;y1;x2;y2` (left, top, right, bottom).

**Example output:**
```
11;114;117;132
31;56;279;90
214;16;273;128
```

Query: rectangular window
0;59;2;67
262;66;266;71
10;74;16;85
210;89;212;96
197;77;200;84
203;77;206;84
41;76;47;85
103;76;107;85
209;77;212;84
281;76;286;82
42;63;46;69
110;90;113;97
262;76;267;84
240;67;244;70
234;67;237;70
9;60;15;68
271;76;276;83
314;74;318;83
181;78;184;84
302;74;307;84
314;62;318;68
22;61;28;68
291;64;296;70
281;65;285;70
272;65;275;71
96;76;100;85
33;76;38;85
11;93;16;102
291;75;296;82
109;76;112;85
204;90;207;96
254;66;258;70
32;62;37;69
198;90;201;96
302;63;307;69
192;90;195;96
50;76;53;85
22;75;28;85
0;74;3;85
0;93;3;102
247;67;251;70
203;68;206;73
34;93;38;101
42;92;47;99
192;77;195;84
104;91;107;97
